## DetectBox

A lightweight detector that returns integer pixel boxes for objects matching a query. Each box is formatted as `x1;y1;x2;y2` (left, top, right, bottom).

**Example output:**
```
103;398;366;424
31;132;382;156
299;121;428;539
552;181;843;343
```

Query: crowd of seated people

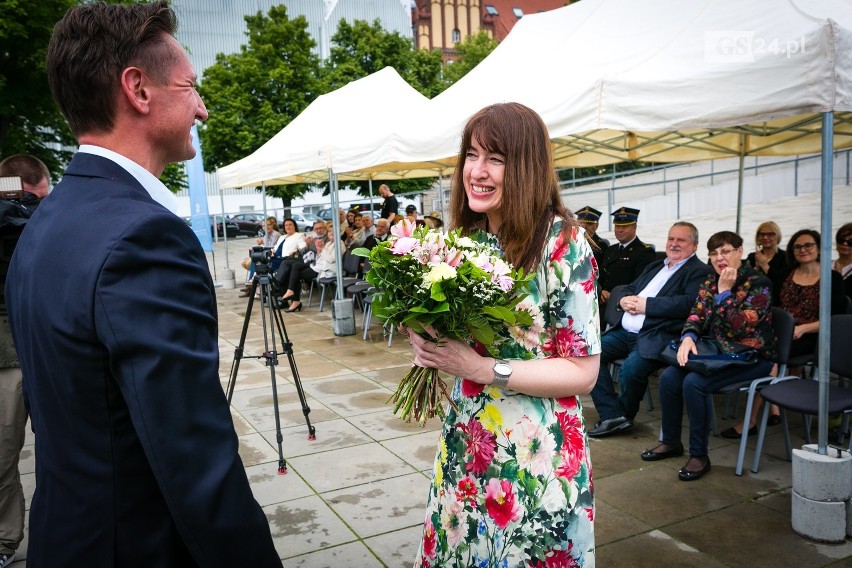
587;216;851;481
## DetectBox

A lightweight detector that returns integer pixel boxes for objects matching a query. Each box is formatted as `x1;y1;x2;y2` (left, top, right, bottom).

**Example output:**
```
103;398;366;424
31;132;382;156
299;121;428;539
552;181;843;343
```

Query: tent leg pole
817;112;834;455
736;134;745;235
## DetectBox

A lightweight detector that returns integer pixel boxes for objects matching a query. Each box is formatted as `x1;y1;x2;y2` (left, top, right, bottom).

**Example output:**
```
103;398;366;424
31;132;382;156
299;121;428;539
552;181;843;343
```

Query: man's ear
120;67;151;115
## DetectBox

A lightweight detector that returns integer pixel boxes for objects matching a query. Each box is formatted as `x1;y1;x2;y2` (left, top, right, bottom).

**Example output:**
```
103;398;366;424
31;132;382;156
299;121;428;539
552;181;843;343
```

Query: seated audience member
363;218;390;250
598;207;656;305
576;206;609;266
641;231;775;481
300;219;329;265
423;211;444;231
588;222;712;437
345;212;366;250
240;217;280;297
745;221;788;304
833;223;852;302
731;228;847;436
361;214;376;238
276;237;338;313
268;218;305;296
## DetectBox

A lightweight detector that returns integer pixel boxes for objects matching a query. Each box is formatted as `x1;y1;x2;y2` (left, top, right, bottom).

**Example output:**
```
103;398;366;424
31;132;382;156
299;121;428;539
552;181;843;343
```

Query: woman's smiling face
462;136;505;218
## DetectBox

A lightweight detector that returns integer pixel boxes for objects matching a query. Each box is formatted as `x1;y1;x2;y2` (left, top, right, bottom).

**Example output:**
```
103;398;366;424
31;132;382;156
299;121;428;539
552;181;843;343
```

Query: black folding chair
752;314;852;473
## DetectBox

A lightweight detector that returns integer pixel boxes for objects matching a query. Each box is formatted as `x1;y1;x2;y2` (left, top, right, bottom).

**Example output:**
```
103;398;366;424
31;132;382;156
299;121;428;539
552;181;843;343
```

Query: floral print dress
414;219;602;568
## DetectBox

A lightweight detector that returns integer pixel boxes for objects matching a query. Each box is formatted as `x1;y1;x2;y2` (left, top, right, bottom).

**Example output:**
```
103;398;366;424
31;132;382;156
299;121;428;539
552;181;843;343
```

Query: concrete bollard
331;298;355;336
219;269;236;289
791;445;852;543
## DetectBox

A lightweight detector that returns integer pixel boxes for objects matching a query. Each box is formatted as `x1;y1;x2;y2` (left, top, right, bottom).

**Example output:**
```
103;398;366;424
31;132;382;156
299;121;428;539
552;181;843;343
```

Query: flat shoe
720;426;756;439
767;415;782;426
678;457;711;481
640;443;684;461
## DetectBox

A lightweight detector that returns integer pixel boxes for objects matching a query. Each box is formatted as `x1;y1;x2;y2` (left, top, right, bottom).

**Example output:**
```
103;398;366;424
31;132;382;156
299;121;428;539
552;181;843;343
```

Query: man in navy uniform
598;207;656;305
576;206;609;266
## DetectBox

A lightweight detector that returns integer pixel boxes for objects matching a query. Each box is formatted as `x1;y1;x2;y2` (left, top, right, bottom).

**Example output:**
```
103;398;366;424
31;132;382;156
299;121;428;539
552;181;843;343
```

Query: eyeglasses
838;238;852;247
708;248;737;258
792;242;817;252
757;231;777;238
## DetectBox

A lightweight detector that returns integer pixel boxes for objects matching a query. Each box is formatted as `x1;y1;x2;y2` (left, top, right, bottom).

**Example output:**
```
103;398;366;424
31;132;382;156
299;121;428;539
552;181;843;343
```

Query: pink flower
555;397;578;410
549;230;570;262
555;411;584;452
422;517;436;559
555;447;582;481
527;545;580;568
445;247;463;267
458;418;497;475
390;236;419;256
391;218;416;238
461;379;485;397
581;274;595;294
484;478;520;529
543;324;589;357
455;476;479;506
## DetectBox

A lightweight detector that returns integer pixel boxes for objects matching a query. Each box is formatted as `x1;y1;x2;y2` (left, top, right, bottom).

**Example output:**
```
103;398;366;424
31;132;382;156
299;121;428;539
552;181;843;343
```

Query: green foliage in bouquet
352;220;534;425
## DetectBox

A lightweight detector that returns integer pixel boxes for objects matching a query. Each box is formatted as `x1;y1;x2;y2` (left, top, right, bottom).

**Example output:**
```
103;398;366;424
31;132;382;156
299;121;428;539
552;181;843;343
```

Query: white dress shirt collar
78;145;179;215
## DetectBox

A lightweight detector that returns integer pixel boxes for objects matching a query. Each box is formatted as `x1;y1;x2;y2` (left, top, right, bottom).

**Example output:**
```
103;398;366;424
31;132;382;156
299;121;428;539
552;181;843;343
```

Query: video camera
250;245;273;265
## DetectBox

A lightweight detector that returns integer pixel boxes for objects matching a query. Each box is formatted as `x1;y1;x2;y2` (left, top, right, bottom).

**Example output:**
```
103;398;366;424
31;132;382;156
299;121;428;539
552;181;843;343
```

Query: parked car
231;212;265;237
316;208;334;221
185;215;240;238
286;212;321;232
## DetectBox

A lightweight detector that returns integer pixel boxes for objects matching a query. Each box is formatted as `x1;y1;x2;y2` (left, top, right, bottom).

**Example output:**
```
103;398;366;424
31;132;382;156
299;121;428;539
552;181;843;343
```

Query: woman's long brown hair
449;103;576;272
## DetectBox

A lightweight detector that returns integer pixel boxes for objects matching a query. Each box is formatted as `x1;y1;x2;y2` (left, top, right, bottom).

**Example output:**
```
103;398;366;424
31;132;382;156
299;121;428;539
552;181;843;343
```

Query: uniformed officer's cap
612;207;640;226
576;206;602;222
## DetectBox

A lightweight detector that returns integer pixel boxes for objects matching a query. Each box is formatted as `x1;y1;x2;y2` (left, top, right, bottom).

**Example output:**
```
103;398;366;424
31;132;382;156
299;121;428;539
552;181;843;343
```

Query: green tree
321;20;442;197
442;31;498;88
197;5;322;202
324;19;443;98
0;0;77;180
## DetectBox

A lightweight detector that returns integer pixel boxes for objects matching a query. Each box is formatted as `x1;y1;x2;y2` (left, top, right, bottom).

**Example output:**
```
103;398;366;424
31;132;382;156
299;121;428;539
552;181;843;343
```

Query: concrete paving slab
286;444;418;494
263;495;357;560
597;529;729;568
246;462;315;506
285;541;384;568
258;418;374;457
380;430;442;472
322;472;428;538
364;525;423;568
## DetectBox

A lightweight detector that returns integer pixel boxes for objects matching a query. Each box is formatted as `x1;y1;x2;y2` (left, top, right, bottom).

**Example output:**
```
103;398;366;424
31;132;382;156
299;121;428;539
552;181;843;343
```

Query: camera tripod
225;259;316;475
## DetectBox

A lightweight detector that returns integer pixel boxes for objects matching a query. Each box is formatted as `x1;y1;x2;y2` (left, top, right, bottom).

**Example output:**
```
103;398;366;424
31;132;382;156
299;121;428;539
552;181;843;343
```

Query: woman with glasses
642;231;775;481
780;229;846;358
746;221;788;304
729;228;847;438
833;223;852;302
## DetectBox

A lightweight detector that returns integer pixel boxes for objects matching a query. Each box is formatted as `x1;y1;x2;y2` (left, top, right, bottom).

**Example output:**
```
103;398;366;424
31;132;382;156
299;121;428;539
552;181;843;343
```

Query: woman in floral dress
407;103;602;567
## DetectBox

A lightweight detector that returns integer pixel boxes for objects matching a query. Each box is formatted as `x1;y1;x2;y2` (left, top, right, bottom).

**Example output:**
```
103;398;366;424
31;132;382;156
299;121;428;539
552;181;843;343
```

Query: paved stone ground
10;183;852;567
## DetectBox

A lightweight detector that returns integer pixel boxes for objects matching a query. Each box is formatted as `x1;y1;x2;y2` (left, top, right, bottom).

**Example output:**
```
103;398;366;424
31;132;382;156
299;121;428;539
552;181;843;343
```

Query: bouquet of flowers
353;219;533;426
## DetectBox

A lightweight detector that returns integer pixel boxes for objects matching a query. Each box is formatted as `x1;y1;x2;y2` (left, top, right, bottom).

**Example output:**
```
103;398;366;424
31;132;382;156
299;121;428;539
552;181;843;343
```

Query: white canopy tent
217;0;851;450
216;66;441;188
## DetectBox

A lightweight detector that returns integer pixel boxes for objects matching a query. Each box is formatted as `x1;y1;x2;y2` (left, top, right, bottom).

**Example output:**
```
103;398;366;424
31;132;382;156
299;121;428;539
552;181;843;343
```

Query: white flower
455;236;477;250
511;416;556;477
422;262;457;286
440;496;469;548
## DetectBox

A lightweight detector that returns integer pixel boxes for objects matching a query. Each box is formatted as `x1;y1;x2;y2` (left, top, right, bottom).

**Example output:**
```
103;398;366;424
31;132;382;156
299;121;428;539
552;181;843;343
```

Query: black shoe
587;416;633;437
678;456;711;481
720;426;756;439
640;443;685;461
767;415;782;426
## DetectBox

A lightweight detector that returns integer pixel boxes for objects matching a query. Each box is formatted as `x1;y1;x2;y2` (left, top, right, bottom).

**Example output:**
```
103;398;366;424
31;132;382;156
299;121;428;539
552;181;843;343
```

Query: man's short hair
46;1;178;136
0;155;49;186
671;221;699;245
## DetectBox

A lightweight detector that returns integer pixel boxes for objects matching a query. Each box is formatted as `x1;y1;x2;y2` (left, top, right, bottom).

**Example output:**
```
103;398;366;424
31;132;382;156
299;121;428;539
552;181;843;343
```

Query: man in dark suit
362;217;391;250
5;3;280;565
588;222;712;437
598;207;656;303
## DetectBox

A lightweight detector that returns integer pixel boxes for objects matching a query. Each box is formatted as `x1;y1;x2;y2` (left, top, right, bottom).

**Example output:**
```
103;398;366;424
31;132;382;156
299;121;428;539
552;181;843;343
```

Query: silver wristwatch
492;359;512;389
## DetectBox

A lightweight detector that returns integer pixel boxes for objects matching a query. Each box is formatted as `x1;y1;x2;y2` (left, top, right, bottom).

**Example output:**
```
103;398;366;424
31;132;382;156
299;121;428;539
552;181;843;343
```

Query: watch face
494;362;512;376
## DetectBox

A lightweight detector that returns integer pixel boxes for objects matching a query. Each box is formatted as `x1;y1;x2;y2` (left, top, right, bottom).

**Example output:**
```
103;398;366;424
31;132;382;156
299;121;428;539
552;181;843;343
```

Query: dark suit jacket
599;237;657;292
614;254;713;359
6;154;280;567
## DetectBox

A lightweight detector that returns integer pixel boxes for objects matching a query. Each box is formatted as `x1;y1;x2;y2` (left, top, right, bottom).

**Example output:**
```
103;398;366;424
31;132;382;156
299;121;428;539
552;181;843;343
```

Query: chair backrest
770;307;795;373
829;314;852;379
604;284;628;329
342;251;361;277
